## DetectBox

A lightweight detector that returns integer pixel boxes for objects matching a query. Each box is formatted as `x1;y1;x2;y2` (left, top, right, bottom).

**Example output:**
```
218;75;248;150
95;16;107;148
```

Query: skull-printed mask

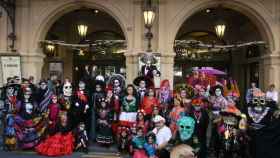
63;82;72;97
177;116;195;141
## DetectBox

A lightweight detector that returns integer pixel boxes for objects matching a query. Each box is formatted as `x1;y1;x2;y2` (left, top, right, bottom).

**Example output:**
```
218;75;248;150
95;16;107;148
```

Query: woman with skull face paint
4;83;21;113
36;80;53;113
58;81;73;112
15;87;48;149
245;91;280;158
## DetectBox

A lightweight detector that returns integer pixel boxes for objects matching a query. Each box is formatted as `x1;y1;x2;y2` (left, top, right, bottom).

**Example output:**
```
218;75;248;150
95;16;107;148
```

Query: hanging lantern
143;10;155;28
46;44;55;53
215;19;226;38
77;24;88;37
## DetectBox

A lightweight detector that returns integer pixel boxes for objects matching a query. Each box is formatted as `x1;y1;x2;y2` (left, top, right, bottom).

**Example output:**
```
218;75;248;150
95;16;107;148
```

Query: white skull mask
63;82;72;97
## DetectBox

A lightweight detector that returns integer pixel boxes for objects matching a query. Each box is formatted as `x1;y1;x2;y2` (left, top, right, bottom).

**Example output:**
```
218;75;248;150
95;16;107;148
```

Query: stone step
82;152;121;158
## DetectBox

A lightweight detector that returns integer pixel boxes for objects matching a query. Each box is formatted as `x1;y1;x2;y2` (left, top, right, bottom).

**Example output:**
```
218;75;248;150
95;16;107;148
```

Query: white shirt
266;90;278;103
153;125;172;146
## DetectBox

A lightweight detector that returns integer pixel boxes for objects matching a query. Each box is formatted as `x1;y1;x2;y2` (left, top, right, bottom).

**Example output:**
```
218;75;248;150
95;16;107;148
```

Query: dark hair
125;84;137;96
145;87;155;97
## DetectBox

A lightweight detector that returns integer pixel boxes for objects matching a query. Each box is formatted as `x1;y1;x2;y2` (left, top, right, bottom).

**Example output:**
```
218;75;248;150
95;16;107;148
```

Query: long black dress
246;105;280;158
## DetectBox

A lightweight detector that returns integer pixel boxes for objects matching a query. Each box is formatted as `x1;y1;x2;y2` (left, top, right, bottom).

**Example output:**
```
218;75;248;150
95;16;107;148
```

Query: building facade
0;0;280;92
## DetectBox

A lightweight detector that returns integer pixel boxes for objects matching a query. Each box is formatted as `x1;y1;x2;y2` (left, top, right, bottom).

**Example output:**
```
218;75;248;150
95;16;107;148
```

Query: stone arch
168;0;277;54
31;0;131;54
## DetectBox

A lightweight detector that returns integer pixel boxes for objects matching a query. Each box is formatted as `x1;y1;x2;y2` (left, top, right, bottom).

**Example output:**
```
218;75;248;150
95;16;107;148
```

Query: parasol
198;67;226;75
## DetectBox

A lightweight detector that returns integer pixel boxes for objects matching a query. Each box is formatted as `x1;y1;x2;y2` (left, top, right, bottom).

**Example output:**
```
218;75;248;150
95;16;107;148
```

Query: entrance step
82;151;121;158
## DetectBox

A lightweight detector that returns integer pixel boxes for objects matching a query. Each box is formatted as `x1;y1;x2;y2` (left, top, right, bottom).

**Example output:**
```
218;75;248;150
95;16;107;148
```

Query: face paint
114;80;120;87
63;82;72;97
177;116;195;141
40;82;47;90
215;88;222;97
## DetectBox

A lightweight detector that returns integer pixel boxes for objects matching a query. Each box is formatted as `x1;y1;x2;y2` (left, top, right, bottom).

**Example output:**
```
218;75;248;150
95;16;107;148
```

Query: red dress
36;124;74;156
141;97;159;115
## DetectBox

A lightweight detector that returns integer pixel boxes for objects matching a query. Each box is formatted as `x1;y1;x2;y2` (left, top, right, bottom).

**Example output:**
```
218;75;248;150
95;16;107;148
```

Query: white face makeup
215;88;222;97
63;82;72;97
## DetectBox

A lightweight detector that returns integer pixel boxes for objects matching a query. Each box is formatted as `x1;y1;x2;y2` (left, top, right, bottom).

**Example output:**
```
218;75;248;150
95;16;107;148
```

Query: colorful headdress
109;74;126;89
174;84;194;98
191;98;203;106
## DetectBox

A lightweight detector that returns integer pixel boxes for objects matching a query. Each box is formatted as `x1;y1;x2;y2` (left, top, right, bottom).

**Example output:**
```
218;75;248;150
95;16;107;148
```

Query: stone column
260;53;280;90
124;52;139;85
21;49;45;83
160;53;175;89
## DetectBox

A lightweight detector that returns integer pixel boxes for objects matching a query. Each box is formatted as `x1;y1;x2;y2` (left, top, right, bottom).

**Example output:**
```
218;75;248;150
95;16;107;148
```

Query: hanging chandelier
77;24;88;37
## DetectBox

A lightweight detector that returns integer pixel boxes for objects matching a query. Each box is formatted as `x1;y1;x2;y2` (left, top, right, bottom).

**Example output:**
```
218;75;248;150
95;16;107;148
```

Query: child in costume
117;126;131;154
36;111;74;156
96;97;113;145
131;127;148;158
75;122;89;153
3;114;16;151
47;95;60;135
136;109;149;134
144;132;158;158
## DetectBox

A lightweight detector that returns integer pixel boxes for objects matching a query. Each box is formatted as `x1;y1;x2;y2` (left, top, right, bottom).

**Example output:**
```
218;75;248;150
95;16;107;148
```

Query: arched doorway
41;7;127;85
173;6;267;99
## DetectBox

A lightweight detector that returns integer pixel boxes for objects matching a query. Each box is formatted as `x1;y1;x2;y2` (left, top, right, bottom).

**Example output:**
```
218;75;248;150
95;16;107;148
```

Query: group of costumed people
0;55;280;158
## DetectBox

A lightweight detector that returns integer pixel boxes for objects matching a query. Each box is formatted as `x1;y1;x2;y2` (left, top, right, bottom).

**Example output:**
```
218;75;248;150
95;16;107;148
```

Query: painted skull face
252;96;266;107
40;82;47;90
215;88;222;97
63;82;72;97
78;81;86;90
114;79;120;87
177;116;195;141
6;86;15;97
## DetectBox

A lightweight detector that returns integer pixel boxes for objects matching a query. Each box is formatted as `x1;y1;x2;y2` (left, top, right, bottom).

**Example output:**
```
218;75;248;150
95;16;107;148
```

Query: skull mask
177;116;195;141
63;82;72;97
